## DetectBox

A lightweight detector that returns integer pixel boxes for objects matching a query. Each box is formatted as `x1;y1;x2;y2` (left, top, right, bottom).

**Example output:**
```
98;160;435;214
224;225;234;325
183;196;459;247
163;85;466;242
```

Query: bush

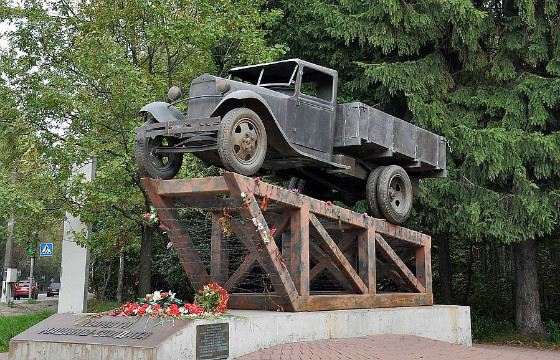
545;320;560;343
472;315;515;341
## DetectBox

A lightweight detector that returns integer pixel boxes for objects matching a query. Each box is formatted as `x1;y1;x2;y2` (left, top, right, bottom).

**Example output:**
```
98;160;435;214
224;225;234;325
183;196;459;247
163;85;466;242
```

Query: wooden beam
290;206;310;296
375;234;425;293
223;173;301;311
302;293;433;311
174;196;239;210
247;176;368;229
309;233;356;285
358;219;376;294
309;242;354;292
140;178;211;290
228;293;288;311
223;253;257;292
210;211;228;284
416;234;432;293
309;214;368;294
374;221;426;247
157;177;228;196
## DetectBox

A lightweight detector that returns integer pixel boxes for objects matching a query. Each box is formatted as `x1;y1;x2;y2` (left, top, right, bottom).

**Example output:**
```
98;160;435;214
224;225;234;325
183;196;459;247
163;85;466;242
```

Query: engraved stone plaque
11;313;188;348
196;323;229;360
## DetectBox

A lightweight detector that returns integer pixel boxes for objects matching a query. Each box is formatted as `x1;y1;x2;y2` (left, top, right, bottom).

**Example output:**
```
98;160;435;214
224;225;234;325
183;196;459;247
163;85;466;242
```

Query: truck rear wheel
135;120;183;179
218;108;267;176
366;166;385;219
376;165;413;224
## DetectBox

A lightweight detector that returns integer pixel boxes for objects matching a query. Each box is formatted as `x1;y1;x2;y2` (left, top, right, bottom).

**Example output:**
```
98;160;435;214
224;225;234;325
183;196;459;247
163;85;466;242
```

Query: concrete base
10;305;471;360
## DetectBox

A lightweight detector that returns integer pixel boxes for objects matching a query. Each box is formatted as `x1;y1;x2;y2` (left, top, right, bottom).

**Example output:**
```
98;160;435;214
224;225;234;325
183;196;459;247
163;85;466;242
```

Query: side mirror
168;86;182;102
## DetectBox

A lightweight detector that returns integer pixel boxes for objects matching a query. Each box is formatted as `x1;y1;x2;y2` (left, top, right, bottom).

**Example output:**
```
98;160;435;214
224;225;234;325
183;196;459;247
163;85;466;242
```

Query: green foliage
545;321;560;343
0;310;55;352
275;0;560;333
1;0;284;297
472;316;515;341
87;299;118;313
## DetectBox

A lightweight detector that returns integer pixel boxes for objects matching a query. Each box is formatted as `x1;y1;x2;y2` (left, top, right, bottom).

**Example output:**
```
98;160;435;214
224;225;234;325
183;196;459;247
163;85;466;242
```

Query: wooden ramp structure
141;173;432;312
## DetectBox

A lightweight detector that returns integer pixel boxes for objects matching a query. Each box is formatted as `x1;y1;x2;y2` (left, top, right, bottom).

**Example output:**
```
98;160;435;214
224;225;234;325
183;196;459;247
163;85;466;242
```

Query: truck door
293;66;337;154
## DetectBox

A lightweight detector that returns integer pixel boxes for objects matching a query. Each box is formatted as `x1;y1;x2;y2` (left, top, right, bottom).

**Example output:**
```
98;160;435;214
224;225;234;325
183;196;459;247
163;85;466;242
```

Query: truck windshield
229;61;298;92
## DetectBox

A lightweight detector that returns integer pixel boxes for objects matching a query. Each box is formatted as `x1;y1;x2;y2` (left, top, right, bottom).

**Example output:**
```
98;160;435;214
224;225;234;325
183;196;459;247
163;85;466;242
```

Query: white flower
153;291;162;301
146;306;153;314
166;242;173;249
241;191;247;198
168;291;175;301
252;217;258;226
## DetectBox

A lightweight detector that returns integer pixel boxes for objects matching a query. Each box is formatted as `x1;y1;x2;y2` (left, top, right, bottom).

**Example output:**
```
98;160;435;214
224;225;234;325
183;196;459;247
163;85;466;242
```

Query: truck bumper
135;117;221;153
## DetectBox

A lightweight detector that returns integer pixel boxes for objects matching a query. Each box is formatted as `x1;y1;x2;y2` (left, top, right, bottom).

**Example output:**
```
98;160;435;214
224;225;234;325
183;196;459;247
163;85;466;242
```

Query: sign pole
29;256;34;299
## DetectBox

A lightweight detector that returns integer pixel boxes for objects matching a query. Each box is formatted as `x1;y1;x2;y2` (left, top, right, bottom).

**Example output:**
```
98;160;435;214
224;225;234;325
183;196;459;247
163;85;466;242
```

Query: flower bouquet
110;283;229;318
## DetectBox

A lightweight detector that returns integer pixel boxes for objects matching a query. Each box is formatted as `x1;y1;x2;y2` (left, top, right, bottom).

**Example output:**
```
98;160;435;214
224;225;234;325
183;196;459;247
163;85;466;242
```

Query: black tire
366;166;385;218
376;165;413;224
135;120;183;179
217;108;267;176
47;293;51;297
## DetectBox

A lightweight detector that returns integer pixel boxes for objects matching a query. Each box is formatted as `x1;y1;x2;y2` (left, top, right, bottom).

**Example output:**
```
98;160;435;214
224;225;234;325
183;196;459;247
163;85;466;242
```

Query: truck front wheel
218;108;267;176
376;165;413;224
135;120;183;179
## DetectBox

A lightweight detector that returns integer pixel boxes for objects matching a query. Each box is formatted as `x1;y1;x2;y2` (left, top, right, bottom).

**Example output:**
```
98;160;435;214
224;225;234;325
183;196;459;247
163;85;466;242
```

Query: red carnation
136;304;149;316
168;304;180;316
184;303;204;315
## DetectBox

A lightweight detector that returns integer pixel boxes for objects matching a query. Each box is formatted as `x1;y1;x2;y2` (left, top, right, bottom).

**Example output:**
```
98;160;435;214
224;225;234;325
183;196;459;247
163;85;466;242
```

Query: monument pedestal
10;305;471;360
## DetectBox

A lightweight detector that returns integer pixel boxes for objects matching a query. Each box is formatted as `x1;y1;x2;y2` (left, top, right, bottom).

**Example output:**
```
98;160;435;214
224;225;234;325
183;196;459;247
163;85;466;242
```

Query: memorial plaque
11;313;189;348
196;323;229;360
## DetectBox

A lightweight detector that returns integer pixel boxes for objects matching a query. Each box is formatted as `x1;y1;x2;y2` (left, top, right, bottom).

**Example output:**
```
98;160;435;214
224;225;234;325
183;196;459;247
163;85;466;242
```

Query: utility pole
1;171;17;303
1;215;16;303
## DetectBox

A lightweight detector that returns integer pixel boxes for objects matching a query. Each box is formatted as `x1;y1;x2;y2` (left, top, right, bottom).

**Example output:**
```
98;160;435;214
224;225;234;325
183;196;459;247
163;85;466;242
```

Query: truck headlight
216;79;230;93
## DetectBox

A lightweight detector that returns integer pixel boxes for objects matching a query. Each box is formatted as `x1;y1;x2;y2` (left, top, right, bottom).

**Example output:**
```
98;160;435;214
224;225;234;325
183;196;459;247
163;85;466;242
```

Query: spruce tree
275;0;560;334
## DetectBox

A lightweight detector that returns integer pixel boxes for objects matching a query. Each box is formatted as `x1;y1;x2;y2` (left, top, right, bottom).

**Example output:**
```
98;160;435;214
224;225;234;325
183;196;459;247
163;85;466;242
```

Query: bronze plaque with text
196;323;229;360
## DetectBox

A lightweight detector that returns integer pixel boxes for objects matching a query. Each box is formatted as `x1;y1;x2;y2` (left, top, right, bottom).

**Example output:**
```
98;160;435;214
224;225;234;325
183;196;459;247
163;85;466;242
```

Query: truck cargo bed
334;102;446;177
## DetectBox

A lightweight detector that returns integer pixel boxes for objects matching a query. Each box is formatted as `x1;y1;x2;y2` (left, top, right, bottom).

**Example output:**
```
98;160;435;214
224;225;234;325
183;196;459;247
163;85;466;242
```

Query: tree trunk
513;238;546;335
464;242;474;304
438;236;453;304
138;224;153;296
99;261;113;301
116;250;125;304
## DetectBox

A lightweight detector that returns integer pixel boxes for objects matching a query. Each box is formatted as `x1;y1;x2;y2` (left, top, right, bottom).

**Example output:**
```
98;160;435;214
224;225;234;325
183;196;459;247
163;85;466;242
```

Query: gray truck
135;59;446;224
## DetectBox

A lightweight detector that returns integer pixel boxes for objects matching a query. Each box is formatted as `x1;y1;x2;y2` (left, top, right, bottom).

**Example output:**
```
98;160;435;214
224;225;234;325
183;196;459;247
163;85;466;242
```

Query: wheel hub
389;176;406;211
232;118;260;164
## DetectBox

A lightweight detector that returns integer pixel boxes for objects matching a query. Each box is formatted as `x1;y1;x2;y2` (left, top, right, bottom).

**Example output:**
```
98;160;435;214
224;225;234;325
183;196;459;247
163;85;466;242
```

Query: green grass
0;310;55;352
87;298;118;313
473;316;560;350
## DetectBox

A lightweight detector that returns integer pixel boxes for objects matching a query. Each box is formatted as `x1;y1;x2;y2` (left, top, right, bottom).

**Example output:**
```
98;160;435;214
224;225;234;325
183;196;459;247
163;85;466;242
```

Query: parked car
46;282;60;297
15;280;38;300
135;59;446;224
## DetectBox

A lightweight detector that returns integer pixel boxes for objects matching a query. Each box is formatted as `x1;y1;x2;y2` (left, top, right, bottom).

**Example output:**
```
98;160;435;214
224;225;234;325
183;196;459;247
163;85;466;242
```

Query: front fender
139;101;186;122
211;90;274;117
211;90;300;156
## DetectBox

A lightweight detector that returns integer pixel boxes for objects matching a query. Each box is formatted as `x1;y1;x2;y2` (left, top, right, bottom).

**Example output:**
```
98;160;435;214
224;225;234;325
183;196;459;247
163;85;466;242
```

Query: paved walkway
236;335;560;359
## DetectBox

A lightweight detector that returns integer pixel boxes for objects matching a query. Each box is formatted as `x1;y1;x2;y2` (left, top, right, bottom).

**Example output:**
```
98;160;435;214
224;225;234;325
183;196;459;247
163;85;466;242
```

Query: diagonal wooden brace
375;233;425;293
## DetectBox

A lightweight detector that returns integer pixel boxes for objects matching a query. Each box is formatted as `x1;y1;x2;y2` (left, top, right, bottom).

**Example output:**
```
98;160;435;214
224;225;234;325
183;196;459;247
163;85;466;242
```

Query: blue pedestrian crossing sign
39;243;53;257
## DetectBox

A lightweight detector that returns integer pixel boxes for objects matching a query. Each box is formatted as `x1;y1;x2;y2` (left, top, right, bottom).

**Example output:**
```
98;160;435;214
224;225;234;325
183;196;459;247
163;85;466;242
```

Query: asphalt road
11;293;57;304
